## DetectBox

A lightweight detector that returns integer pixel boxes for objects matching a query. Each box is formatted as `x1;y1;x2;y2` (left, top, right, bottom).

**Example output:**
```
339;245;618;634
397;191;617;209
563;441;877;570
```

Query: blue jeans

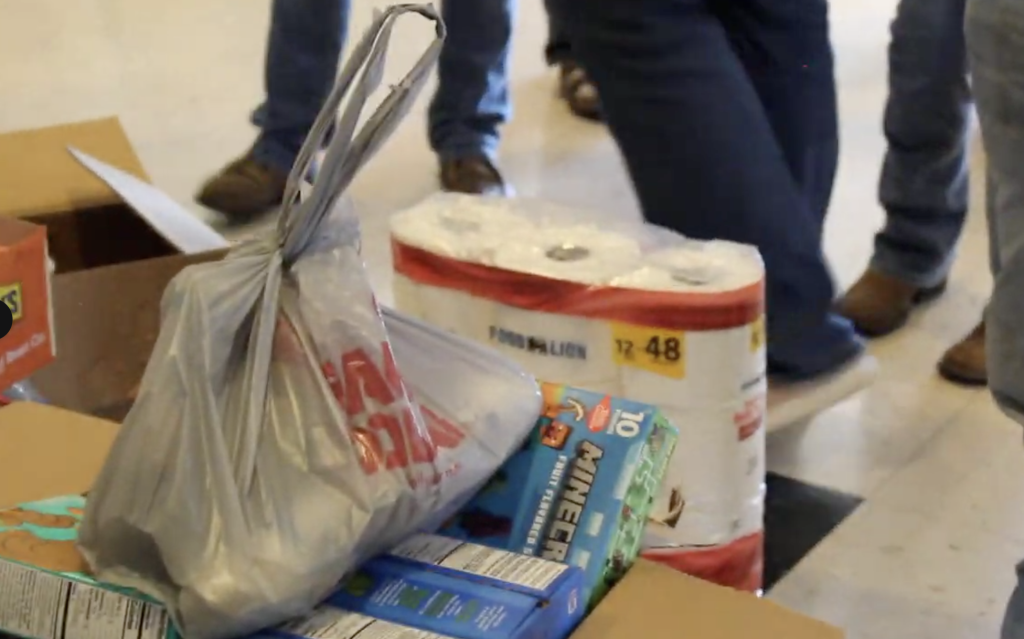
544;0;862;380
250;0;514;172
967;0;1024;636
873;0;977;288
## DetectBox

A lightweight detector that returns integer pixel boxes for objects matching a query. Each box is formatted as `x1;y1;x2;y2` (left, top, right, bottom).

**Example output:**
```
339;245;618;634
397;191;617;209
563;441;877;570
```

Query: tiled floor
2;0;1018;637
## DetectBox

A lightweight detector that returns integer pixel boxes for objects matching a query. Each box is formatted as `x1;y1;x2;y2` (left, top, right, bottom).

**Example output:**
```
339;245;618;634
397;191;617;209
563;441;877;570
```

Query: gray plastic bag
76;7;541;639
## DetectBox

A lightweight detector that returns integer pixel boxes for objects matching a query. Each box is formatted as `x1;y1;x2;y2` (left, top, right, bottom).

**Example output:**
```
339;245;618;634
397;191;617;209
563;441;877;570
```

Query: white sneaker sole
766;353;879;433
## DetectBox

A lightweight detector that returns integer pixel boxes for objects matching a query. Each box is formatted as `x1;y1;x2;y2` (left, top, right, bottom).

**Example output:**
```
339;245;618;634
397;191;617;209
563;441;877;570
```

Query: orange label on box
0;218;54;388
611;322;686;379
0;283;24;321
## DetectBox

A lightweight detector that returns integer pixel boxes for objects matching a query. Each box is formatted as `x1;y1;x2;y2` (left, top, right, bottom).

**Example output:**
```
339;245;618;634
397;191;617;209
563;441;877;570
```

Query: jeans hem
868;251;952;289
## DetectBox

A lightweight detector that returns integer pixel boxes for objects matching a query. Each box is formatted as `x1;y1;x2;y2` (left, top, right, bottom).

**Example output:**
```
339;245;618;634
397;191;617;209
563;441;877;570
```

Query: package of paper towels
389;193;767;592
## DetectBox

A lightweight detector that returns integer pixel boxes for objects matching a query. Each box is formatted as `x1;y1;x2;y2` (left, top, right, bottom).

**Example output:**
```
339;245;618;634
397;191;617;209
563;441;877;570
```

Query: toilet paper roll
417;282;497;344
485;302;621;393
491;226;642;285
391;273;424;319
644;400;764;548
390;194;534;264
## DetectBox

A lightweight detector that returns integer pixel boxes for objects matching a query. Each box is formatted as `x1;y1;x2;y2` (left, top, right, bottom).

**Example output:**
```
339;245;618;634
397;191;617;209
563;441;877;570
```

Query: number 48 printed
611;323;686;379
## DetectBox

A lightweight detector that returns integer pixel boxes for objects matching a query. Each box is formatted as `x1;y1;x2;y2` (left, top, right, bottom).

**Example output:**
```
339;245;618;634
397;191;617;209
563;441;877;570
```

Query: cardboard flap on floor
572;559;843;639
0;118;179;273
0;402;119;508
70;148;231;254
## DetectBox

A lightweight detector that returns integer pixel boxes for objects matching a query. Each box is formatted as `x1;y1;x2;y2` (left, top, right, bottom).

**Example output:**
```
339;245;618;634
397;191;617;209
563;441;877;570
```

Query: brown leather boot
196;151;289;221
835;269;947;337
439;156;509;197
938;320;987;386
559;61;603;122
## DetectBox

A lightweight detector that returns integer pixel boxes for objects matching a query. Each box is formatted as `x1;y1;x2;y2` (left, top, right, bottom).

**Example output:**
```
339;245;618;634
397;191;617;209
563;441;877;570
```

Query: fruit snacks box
438;383;678;607
265;604;460;639
327;555;584;639
0;495;175;639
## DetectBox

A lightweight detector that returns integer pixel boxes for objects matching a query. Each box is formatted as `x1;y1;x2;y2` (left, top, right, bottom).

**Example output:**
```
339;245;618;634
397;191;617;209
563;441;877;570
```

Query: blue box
327;555;584;639
386;534;578;601
265;604;458;639
438;384;678;608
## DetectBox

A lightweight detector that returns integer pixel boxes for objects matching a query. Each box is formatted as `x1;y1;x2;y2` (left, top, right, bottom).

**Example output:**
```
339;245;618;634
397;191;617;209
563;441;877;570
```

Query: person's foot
937;319;987;386
196;151;289;221
767;352;879;432
439;156;509;197
558;61;602;122
835;268;947;337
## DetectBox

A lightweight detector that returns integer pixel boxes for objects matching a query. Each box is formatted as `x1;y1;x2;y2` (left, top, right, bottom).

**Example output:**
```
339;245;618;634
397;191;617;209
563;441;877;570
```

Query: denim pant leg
427;0;515;161
544;0;573;66
545;0;862;380
874;0;972;287
714;0;839;240
251;0;350;173
967;2;1024;634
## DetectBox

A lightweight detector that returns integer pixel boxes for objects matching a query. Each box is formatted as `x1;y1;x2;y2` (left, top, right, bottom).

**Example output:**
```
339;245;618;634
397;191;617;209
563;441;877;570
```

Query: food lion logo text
489;325;588;360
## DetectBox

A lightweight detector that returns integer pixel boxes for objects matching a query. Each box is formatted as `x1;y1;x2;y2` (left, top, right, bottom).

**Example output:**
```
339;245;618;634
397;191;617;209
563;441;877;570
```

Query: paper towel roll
614;240;763;293
391;273;424;319
491;226;643;284
614;240;765;408
390;194;533;263
481;226;642;391
645;405;744;546
485;302;621;393
621;323;764;410
418;283;496;344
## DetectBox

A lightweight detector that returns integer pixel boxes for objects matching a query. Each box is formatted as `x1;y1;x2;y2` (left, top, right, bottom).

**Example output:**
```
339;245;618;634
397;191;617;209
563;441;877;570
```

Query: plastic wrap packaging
76;9;542;639
390;193;766;592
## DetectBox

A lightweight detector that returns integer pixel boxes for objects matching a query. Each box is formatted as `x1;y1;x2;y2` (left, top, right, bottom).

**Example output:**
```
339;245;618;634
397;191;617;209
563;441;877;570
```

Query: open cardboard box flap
0;118;229;275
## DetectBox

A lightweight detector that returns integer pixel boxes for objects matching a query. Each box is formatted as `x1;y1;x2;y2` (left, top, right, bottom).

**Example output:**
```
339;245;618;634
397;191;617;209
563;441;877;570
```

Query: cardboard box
31;250;226;418
0;217;55;389
0;402;119;508
0;117;230;416
571;559;843;639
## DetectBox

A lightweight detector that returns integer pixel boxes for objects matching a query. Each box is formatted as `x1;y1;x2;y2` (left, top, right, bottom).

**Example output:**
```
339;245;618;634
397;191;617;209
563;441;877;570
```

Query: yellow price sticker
611;323;685;379
0;283;23;321
750;315;765;352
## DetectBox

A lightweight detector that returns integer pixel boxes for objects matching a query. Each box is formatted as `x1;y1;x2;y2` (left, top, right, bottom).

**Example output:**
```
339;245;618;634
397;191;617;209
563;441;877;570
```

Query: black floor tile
763;472;864;590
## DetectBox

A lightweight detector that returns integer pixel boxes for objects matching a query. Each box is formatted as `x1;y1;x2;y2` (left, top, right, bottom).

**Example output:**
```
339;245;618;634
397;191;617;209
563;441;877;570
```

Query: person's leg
197;0;349;219
970;0;1024;416
838;0;972;334
1003;561;1024;639
429;0;515;195
545;0;865;384
713;0;838;237
968;1;1024;633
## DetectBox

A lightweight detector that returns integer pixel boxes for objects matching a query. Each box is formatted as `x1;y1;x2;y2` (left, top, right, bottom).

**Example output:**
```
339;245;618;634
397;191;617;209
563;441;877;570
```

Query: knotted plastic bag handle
277;4;446;262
